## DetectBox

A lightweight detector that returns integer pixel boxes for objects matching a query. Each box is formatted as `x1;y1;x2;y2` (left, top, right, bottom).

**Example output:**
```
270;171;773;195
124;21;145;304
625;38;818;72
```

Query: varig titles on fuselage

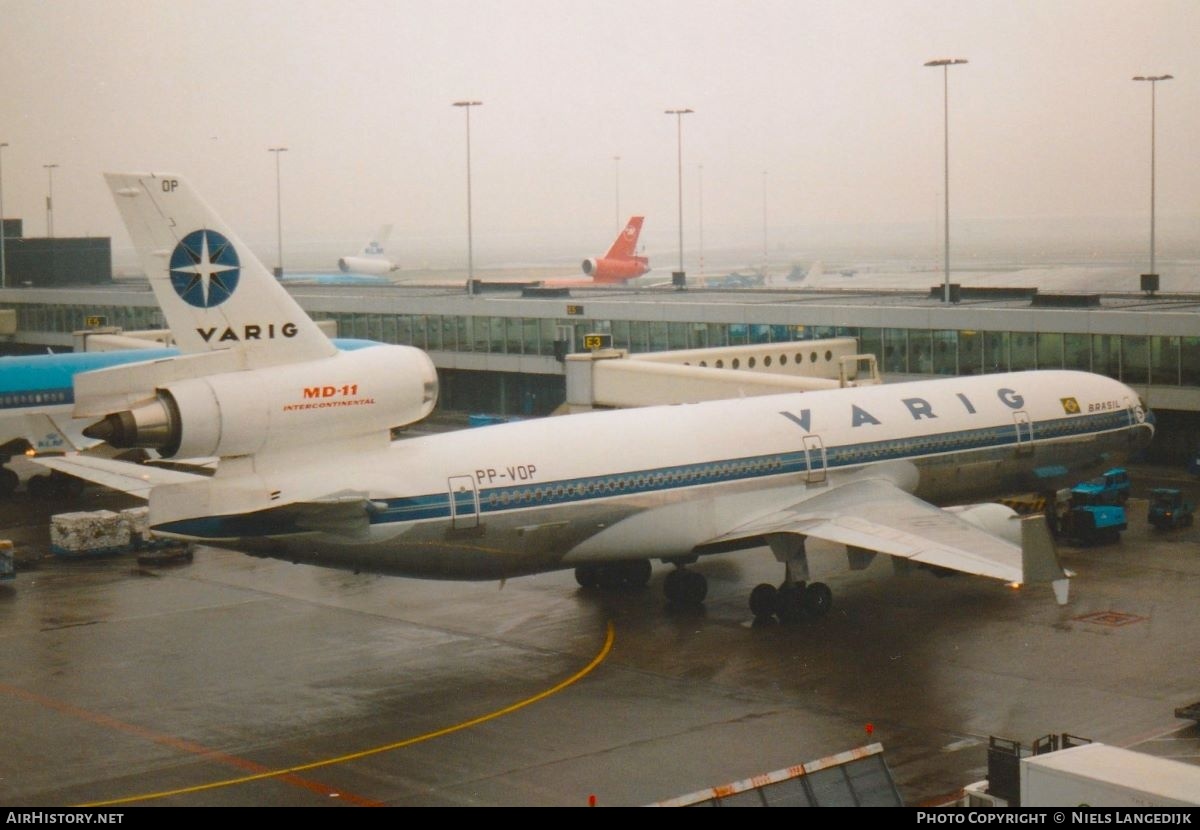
777;381;1136;433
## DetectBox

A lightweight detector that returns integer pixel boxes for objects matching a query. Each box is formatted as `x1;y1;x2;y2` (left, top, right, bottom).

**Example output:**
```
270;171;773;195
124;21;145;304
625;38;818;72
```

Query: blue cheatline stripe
0;349;179;404
159;409;1141;539
0;338;380;411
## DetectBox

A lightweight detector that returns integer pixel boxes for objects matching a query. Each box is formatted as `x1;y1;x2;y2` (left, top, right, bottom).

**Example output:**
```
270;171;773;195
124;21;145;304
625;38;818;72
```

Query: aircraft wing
33;454;376;539
31;455;201;499
710;477;1063;590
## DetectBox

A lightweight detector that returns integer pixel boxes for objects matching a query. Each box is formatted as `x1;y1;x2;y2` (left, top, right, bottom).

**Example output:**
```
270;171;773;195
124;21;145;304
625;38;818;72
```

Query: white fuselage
154;370;1152;580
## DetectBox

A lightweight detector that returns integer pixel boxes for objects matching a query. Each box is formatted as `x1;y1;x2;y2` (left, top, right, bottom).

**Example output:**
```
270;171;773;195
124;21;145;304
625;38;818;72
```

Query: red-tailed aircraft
541;216;649;288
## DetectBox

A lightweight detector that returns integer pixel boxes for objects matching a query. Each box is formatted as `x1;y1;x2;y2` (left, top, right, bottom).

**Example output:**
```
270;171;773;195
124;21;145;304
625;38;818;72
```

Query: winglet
1020;515;1070;605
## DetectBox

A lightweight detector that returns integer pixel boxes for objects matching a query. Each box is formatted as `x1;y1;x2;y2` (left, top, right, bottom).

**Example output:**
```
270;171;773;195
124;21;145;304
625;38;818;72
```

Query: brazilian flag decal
1061;397;1081;414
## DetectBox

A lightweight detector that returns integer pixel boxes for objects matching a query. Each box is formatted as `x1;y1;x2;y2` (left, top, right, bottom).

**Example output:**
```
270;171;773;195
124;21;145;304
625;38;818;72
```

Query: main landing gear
748;580;832;623
575;559;708;606
574;559;653;591
572;536;835;623
750;535;833;624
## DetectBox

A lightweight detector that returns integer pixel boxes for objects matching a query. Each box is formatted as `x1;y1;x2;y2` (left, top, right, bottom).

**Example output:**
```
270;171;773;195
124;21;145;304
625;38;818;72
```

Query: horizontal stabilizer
32;455;201;499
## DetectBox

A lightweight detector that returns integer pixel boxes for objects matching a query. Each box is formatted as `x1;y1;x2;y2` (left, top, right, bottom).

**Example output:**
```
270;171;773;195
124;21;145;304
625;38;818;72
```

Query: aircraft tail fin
763;260;822;288
360;224;393;257
104;173;336;366
604;216;644;260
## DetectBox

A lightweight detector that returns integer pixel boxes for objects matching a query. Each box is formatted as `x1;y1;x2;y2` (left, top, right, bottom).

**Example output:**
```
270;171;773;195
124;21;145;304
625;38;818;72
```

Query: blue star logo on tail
169;229;240;308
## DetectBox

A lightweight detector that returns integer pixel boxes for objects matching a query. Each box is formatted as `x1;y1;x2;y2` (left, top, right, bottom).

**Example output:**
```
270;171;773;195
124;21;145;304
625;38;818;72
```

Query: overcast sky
1;0;1196;269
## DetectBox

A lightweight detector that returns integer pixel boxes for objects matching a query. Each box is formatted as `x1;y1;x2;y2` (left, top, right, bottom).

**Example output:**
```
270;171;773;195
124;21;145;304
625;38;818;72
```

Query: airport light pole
697;163;704;278
268;147;287;278
761;169;768;265
453;100;482;291
924;58;967;303
613;155;621;235
665;108;693;287
43;163;59;238
0;142;8;289
1133;74;1172;281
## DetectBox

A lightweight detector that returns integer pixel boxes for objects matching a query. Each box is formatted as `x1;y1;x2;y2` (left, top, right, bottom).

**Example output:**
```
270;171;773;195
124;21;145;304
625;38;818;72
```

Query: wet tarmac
0;465;1197;807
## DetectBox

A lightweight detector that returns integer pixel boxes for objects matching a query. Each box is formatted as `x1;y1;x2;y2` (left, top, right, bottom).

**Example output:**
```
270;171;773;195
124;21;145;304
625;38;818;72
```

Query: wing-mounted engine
338;256;396;275
82;345;437;459
943;502;1022;545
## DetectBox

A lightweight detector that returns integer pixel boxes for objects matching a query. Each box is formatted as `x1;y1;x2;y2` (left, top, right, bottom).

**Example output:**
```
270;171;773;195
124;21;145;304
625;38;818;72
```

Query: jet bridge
563;336;879;412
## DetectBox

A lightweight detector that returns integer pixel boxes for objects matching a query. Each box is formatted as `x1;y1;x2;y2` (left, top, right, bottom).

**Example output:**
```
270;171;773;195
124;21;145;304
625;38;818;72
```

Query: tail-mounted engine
84;345;437;458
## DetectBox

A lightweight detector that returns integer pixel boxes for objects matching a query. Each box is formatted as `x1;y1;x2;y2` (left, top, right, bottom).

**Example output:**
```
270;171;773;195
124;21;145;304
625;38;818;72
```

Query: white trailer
1020;743;1200;807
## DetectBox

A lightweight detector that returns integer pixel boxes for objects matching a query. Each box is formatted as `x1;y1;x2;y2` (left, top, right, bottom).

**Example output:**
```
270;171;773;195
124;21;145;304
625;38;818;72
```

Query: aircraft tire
803;582;833;619
663;568;682;602
27;475;51;499
749;583;777;620
596;565;626;591
664;569;707;606
50;473;83;499
575;564;600;589
775;583;806;624
677;570;707;605
624;558;652;588
0;468;18;498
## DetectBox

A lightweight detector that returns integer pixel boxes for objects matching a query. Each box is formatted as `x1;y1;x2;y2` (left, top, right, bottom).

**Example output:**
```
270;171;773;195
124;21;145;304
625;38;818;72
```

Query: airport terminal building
1;280;1197;461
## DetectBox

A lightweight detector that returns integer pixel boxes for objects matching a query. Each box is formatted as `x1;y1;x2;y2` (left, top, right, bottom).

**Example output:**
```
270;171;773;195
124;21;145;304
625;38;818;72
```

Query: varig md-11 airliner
42;173;1154;622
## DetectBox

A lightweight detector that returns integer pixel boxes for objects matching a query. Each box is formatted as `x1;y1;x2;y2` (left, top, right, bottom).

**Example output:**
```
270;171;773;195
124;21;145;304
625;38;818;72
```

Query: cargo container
1020;743;1200;807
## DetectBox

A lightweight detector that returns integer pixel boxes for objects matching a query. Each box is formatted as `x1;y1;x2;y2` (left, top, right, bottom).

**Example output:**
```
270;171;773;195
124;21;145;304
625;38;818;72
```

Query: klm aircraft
278;225;398;286
41;173;1154;623
0;348;176;495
